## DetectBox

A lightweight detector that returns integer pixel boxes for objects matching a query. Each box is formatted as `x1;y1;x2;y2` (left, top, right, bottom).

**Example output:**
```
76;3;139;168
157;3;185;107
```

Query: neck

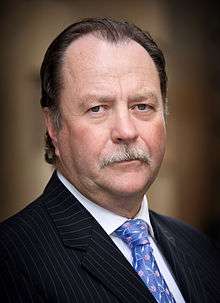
76;183;144;218
94;193;143;218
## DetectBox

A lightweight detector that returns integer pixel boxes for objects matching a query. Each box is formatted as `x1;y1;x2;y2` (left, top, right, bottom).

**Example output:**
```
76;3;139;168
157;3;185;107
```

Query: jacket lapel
150;211;203;303
44;172;156;303
81;220;156;303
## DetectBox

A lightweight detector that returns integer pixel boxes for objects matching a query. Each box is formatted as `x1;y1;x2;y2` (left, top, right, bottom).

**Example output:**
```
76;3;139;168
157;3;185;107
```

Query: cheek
69;123;107;158
55;130;72;159
141;120;166;155
154;122;166;144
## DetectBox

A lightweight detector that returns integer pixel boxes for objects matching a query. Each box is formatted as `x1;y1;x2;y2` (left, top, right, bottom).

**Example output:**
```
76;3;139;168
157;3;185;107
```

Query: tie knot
115;219;150;249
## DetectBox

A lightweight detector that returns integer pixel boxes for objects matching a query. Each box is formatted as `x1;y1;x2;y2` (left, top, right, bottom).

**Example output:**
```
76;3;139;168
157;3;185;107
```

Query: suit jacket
0;172;219;303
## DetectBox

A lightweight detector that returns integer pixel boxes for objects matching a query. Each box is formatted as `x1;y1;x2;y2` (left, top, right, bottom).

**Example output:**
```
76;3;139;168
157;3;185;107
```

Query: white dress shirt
57;171;185;303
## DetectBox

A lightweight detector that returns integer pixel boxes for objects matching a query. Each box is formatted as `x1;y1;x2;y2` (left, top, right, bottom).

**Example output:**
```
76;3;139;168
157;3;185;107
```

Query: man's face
46;35;166;211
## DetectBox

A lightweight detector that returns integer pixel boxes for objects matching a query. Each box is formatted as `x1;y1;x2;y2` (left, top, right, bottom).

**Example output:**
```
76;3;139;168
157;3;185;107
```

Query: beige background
1;0;220;238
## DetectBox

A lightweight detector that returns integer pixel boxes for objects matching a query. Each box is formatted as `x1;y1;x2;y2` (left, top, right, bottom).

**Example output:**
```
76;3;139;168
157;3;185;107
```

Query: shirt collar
57;171;154;238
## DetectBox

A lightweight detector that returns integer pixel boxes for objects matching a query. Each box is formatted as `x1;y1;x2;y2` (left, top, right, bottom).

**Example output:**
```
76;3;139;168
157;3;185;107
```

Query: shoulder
0;195;51;260
0;175;72;302
150;211;220;301
150;210;219;254
0;171;65;263
0;189;66;294
0;171;64;255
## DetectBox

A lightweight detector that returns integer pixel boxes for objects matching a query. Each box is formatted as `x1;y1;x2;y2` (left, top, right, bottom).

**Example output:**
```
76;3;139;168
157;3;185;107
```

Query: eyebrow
128;91;159;103
82;94;114;102
78;94;115;109
78;91;159;109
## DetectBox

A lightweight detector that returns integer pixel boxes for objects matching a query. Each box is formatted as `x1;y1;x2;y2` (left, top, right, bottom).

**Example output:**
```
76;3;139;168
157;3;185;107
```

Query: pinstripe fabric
150;213;220;303
0;172;219;303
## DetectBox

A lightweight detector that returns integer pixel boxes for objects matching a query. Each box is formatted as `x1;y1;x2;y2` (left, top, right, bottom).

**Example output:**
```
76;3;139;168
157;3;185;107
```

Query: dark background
1;0;220;239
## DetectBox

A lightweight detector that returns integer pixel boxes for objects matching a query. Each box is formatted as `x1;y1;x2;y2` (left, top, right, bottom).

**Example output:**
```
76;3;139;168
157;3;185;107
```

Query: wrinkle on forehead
63;70;161;102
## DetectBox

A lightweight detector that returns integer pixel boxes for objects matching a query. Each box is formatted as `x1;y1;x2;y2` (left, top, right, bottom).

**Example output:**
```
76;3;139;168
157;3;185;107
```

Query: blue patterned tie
115;219;176;303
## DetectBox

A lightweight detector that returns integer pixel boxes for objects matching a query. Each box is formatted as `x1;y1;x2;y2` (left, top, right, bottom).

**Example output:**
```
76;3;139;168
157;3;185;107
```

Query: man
0;17;219;303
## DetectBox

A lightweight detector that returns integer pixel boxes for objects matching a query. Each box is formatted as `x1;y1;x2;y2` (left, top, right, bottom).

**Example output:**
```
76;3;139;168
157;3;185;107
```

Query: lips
111;159;143;167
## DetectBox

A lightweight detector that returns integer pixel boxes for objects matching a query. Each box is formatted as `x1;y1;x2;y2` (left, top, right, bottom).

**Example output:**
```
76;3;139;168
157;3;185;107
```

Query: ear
43;108;60;157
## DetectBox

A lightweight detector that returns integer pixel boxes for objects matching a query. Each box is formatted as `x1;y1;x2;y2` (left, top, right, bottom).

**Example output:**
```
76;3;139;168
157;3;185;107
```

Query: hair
40;17;167;164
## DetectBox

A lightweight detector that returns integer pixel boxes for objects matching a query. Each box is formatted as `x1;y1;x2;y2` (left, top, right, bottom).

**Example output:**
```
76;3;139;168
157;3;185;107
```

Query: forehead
61;34;160;96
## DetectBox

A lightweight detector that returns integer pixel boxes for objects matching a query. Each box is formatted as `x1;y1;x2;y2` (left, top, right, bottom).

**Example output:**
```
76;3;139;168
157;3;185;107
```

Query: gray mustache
100;146;151;168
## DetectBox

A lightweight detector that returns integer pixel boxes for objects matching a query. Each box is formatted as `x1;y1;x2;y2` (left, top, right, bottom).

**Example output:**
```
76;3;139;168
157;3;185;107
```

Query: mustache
100;145;151;169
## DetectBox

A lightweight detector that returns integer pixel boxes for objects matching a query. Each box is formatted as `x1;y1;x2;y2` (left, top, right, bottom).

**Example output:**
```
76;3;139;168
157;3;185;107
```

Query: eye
90;105;102;112
136;104;148;111
132;103;153;111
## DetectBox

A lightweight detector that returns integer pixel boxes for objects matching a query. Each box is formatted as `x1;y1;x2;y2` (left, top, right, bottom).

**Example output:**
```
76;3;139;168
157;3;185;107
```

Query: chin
106;177;151;197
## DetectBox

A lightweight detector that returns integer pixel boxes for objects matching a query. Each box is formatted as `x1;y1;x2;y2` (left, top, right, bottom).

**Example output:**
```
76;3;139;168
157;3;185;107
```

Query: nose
111;111;139;144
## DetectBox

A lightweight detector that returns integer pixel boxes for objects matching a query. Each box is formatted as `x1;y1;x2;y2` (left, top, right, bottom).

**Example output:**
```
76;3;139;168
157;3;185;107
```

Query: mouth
111;159;143;166
116;159;139;163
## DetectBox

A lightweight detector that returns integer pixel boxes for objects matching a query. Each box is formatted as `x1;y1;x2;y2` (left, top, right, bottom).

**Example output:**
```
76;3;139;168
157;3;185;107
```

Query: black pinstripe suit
0;172;219;302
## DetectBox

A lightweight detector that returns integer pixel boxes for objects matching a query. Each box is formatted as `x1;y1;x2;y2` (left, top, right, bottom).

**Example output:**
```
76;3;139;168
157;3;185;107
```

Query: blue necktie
115;219;176;303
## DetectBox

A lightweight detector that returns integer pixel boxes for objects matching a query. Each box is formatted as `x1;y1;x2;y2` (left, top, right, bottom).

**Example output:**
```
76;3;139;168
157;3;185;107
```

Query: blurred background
1;0;220;239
